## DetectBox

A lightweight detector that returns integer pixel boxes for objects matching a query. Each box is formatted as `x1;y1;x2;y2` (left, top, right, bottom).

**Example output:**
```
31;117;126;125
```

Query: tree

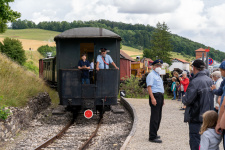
37;45;56;57
144;22;173;65
0;37;26;65
0;0;21;33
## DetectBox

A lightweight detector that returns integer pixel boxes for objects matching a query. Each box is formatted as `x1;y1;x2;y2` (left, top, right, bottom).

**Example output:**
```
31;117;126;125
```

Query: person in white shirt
89;59;94;84
211;71;223;112
90;59;94;71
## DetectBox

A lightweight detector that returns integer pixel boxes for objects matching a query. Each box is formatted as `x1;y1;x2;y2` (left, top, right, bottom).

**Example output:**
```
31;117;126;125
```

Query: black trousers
189;122;201;150
149;93;164;140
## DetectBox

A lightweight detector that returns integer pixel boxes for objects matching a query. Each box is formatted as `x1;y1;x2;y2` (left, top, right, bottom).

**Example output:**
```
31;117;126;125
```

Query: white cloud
113;0;180;14
168;0;206;32
8;0;225;52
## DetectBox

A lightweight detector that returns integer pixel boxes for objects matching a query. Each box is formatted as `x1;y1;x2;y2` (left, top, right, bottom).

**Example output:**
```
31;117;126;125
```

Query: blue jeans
173;91;176;99
189;123;201;150
82;78;90;84
179;91;185;99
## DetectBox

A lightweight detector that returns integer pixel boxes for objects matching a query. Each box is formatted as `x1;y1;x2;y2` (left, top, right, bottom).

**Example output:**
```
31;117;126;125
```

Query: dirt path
125;98;223;150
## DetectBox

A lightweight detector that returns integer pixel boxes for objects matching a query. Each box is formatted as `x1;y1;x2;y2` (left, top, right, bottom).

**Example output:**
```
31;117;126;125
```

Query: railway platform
123;98;223;150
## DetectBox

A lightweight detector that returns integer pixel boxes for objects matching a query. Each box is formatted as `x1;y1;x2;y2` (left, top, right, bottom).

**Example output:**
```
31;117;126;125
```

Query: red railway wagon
120;50;135;81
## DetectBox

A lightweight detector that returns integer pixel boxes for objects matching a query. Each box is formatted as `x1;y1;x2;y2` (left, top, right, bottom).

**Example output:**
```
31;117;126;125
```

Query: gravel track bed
86;103;132;150
43;115;99;150
3;102;133;150
2;107;73;150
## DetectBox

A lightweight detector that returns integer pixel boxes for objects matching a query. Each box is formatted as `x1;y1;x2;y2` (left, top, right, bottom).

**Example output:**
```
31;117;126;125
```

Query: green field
0;29;60;41
122;45;143;52
170;52;195;62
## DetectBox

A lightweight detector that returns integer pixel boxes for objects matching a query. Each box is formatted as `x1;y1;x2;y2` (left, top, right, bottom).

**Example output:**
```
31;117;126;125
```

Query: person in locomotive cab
78;54;90;84
146;59;164;143
96;48;119;71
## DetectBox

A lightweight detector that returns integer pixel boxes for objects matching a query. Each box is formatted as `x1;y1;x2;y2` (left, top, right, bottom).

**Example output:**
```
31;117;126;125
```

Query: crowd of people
147;59;225;150
79;51;225;149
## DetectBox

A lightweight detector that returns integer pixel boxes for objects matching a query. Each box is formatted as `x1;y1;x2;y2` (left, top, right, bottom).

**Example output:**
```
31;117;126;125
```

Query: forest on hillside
11;19;225;62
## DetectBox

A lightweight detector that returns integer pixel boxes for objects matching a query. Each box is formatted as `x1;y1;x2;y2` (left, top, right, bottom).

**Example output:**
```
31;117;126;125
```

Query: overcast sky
9;0;225;52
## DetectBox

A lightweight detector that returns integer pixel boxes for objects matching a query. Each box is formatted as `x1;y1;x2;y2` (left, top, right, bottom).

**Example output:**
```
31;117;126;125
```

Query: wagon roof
120;50;135;62
54;27;122;41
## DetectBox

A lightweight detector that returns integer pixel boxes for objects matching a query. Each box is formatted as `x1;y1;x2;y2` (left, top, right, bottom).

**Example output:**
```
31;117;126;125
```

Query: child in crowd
199;110;222;150
171;77;176;100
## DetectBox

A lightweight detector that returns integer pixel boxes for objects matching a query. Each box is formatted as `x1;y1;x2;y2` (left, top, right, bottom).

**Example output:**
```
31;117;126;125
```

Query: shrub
24;61;39;74
0;106;11;120
0;37;26;65
120;75;148;98
0;96;11;120
37;45;56;57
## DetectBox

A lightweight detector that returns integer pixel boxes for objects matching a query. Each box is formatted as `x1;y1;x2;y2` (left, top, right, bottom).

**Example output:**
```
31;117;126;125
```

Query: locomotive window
80;43;94;62
80;43;95;84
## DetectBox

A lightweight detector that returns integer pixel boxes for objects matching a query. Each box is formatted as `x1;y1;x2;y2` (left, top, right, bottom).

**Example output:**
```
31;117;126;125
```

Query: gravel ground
1;102;132;150
2;107;73;150
125;98;223;150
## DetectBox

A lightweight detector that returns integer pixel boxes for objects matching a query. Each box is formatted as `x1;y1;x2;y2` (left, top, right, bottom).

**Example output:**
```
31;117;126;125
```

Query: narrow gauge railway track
79;117;103;150
34;115;103;150
34;119;75;150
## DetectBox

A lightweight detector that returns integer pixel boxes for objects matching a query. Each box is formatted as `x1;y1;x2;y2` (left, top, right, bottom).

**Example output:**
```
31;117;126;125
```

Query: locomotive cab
54;27;121;117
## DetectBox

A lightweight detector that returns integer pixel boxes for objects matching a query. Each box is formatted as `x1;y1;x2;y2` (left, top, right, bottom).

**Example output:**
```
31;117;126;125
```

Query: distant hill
0;28;195;63
10;19;225;62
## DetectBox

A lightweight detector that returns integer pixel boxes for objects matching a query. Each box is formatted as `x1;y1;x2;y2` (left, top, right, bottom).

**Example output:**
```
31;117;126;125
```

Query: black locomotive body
39;27;121;116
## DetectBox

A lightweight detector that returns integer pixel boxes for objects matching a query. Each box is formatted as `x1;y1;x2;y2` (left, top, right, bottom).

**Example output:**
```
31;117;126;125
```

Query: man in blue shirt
78;54;90;84
146;59;164;143
96;48;119;71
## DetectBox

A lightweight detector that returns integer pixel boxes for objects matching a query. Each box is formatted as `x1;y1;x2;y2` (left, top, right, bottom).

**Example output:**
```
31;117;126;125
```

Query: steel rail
79;117;103;150
34;119;74;150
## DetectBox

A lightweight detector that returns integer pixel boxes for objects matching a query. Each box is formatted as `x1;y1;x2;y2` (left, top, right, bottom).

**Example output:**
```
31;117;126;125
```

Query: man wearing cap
146;59;164;143
96;48;119;71
182;60;214;150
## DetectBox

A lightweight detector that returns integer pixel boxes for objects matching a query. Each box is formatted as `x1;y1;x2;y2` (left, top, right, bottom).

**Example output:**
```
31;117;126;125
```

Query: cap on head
192;60;205;69
100;48;107;52
219;61;225;70
152;59;163;66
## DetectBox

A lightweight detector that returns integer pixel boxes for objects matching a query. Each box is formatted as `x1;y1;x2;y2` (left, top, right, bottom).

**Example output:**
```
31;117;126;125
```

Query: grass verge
0;53;59;107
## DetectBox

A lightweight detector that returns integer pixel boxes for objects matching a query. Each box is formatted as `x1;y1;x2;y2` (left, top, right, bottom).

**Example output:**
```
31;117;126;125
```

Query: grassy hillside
0;53;59;107
25;51;43;67
0;29;60;42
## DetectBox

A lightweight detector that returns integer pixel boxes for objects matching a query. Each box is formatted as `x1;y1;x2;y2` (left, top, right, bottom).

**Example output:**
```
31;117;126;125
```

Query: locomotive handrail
59;68;119;71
